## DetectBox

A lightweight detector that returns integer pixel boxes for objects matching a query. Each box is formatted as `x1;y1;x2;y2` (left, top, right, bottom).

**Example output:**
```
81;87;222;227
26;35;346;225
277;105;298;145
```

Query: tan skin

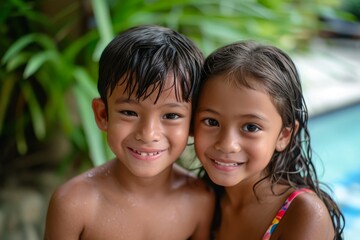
194;76;334;240
45;77;215;240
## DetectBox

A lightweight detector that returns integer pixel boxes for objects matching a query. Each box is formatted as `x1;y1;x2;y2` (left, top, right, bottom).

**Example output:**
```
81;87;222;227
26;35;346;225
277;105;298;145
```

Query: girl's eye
120;110;137;117
242;124;260;132
203;118;219;127
163;113;180;120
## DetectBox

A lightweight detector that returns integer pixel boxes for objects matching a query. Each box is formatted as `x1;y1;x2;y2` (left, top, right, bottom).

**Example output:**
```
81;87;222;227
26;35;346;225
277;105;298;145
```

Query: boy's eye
203;118;219;127
120;110;137;117
242;124;260;132
163;113;180;120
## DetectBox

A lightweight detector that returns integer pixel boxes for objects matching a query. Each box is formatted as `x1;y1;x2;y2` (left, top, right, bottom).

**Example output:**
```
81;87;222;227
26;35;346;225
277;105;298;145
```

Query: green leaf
74;67;98;97
5;52;30;71
1;34;38;64
91;0;114;45
73;85;106;166
91;0;114;60
2;33;57;65
20;82;46;140
63;30;98;62
15;110;27;155
0;75;17;133
23;51;57;78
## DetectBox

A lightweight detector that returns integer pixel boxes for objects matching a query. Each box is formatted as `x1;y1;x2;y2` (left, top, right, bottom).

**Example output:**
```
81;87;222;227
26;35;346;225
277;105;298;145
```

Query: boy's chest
80;197;197;240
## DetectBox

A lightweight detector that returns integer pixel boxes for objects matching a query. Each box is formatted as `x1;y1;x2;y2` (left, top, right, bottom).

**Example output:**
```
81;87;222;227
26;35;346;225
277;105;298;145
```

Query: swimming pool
308;102;360;240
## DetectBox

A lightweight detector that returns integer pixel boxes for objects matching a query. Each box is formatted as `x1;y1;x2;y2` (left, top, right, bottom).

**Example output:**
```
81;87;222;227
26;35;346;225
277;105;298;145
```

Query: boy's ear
275;121;299;152
92;98;108;131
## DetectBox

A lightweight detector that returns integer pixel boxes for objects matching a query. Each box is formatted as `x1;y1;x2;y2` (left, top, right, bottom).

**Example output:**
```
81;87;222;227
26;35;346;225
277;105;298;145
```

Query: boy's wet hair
98;25;204;110
198;40;344;239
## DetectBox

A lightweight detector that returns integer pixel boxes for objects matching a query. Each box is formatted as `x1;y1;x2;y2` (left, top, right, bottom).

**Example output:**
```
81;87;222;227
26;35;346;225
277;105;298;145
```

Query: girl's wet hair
98;25;204;109
198;40;344;239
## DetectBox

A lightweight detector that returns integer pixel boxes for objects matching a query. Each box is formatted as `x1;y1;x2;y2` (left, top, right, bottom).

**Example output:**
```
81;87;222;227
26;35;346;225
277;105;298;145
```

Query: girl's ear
275;121;299;152
92;98;108;131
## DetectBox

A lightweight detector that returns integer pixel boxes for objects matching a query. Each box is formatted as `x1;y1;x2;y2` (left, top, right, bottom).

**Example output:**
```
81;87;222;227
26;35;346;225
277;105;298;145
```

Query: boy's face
93;75;191;178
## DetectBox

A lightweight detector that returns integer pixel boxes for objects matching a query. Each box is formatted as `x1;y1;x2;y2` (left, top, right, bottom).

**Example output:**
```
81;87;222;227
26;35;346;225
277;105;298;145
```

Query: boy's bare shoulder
45;161;116;239
52;170;97;203
278;190;334;239
49;160;114;212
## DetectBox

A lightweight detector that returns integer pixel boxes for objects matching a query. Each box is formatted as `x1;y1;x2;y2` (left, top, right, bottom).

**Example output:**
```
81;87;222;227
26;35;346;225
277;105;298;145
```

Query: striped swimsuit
262;188;311;240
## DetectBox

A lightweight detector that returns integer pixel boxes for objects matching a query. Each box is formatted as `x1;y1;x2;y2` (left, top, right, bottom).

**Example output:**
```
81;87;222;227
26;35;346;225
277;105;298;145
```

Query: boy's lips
128;147;166;157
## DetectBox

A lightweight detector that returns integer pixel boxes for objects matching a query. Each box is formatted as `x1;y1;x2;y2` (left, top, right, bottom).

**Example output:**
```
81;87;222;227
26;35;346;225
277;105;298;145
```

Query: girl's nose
214;130;241;153
135;117;161;143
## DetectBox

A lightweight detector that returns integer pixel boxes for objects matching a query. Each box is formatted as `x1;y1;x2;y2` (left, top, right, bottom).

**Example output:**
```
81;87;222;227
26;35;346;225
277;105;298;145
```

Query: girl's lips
213;159;242;167
208;157;245;171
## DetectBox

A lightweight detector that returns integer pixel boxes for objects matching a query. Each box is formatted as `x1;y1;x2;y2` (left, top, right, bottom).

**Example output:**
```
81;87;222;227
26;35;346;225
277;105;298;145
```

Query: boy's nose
135;117;161;143
214;130;241;153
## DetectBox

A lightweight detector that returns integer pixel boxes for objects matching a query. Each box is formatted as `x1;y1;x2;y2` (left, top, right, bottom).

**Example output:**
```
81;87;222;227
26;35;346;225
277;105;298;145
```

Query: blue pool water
308;103;360;240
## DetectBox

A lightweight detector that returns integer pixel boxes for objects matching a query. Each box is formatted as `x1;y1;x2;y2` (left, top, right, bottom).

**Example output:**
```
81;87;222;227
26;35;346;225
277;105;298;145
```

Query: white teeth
134;149;160;156
214;160;239;167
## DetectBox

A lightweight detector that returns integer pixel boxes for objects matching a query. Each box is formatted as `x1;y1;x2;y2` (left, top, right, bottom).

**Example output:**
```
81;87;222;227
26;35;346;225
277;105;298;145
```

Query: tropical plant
0;0;341;175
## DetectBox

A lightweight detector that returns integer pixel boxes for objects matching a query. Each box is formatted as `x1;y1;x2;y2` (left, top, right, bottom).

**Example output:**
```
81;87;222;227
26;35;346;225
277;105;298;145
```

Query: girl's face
194;76;292;187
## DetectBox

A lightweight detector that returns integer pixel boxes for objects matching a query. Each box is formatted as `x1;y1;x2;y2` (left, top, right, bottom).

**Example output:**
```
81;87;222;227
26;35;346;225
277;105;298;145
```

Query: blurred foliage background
0;0;353;180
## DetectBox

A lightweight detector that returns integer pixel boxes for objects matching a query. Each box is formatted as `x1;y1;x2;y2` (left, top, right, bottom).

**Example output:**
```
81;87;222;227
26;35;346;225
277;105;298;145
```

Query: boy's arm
190;183;216;240
44;181;90;240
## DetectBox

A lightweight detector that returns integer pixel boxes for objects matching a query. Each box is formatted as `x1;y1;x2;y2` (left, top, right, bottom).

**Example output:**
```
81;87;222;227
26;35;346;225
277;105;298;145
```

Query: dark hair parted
198;40;344;239
98;25;204;110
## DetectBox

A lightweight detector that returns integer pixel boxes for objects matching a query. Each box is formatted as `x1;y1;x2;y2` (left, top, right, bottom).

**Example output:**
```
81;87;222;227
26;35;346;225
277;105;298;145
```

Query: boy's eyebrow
114;97;137;104
164;102;190;109
115;97;190;109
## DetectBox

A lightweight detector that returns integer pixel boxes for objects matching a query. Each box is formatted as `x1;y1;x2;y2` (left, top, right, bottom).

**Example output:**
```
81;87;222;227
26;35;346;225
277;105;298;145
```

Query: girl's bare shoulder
278;190;334;239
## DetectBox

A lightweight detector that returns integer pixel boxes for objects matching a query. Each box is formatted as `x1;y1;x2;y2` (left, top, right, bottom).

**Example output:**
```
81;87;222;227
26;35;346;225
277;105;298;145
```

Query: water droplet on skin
104;169;111;176
87;172;94;178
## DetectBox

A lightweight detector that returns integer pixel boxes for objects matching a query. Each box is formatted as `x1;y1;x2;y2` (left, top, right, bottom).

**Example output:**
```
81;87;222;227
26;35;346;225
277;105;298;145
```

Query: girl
194;40;345;239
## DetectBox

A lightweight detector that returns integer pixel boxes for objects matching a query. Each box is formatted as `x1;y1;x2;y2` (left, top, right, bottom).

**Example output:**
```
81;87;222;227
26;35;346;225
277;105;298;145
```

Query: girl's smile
205;151;246;171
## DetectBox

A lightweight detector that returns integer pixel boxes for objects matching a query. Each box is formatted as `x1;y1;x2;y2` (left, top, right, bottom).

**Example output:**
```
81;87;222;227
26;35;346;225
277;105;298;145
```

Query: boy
44;25;214;240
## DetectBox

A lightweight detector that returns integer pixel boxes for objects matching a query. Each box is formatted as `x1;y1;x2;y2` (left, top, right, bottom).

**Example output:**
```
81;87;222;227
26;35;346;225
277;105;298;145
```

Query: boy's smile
128;147;167;160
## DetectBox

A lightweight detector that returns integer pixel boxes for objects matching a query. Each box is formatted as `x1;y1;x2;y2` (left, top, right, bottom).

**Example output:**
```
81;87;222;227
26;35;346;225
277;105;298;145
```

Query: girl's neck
224;176;266;209
223;175;291;210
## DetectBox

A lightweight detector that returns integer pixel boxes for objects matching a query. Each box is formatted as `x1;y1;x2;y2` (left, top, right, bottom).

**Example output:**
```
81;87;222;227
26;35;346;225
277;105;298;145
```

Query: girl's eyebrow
245;114;268;122
198;108;268;121
197;108;220;115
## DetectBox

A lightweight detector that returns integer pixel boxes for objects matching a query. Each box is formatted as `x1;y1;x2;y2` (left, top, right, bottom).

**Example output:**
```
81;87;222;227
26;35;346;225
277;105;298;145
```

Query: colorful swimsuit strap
262;188;311;240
